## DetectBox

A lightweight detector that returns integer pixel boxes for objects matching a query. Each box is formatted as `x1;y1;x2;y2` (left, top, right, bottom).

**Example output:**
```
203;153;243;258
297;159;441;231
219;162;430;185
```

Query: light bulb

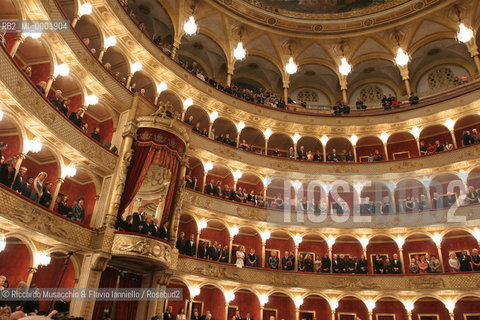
236;121;245;131
0;236;6;252
411;126;420;138
104;36;117;48
229;225;239;237
359;236;369;248
395;236;405;248
350;134;358;145
210;111;218;121
292;180;302;191
326;236;336;248
380;132;389;143
233;41;247;60
292;133;301;143
197;219;207;231
34;252;51;267
184;98;193;108
261;230;270;242
264;128;272;139
339;57;352;76
457;23;473;43
55;64;70;77
26;138;42;153
395;47;410;67
190;286;200;298
285;56;297;75
131;62;142;73
444;118;455;131
78;3;92;16
259;294;269;306
86;95;98;106
204;161;213;172
321;135;329;145
184;16;198;36
156;82;167;93
62;164;77;178
233;170;243;181
293;234;303;245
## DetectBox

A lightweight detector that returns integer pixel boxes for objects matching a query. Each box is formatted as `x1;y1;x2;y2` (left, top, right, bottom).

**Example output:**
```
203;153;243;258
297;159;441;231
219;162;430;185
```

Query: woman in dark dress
39;182;53;207
57;194;72;218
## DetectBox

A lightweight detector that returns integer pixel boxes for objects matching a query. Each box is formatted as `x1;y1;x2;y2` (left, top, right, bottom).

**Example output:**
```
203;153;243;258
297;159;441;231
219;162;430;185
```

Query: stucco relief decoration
136;128;186;160
154;133;166;144
113;234;174;265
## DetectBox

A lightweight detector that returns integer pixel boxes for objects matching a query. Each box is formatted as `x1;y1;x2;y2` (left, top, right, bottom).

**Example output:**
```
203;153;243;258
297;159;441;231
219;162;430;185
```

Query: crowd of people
198;178;265;207
116;206;170;241
0;143;86;223
177;232;480;274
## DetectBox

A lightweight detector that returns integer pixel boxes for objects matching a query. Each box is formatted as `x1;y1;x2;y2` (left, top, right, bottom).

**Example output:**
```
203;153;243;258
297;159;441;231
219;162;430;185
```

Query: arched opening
204;164;233;198
360;182;393;214
236;173;264;205
0;237;32;287
233;226;262;267
0;115;22;160
239;127;265;154
185;157;204;192
0;0;21;53
165;278;190;317
332;236;363;273
32;251;77;313
198;220;229;261
301;294;331;320
178;33;227;81
454;296;480;319
440;230;480;272
328;181;357;214
211;118;238;146
59;167;97;225
265;231;294;269
356;136;384;162
177;213;198;257
184;105;210;134
229;289;261;320
195;284;225;320
15;37;52;86
298;234;327;272
336;296;368;320
467;166;480;195
386;131;418;160
21;144;60;207
454;114;480;147
130;70;156;101
267;133;294;157
263;292;295;320
394;179;429;213
374;297;408;320
403;234;438;274
366;235;400;274
325;137;353;162
83;102;115;144
289;63;337;107
233;55;283;96
158;90;183;116
266;179;294;210
102;46;130;81
412;297;449;320
48;71;84;118
296;136;323;161
74;14;102;56
419;124;453;154
429;173;463;210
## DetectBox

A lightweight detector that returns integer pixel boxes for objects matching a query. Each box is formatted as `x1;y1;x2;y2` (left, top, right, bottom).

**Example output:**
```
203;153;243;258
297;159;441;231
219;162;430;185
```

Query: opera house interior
2;0;480;319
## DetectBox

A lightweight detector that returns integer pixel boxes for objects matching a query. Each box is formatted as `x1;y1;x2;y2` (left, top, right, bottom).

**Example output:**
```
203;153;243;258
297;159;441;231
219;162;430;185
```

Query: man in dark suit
297;145;307;160
208;241;219;261
21;177;34;198
164;306;174;320
234;310;242;320
244;312;253;320
90;127;101;142
150;218;160;237
198;242;208;259
391;253;402;274
281;251;290;270
329;148;339;162
200;311;212;320
205;179;215;195
191;310;200;320
12;166;27;193
220;244;229;263
459;249;472;271
184;234;196;256
176;231;185;254
332;254;340;273
132;206;145;233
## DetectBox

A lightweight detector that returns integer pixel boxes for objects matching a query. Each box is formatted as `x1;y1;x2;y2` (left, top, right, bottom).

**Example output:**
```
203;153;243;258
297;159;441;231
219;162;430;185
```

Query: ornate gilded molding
111;232;178;269
136;116;191;149
176;257;480;292
0;186;98;250
0;48;117;173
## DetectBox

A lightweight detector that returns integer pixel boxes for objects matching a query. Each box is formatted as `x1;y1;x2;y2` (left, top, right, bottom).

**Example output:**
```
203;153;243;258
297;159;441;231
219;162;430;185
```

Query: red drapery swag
117;128;185;222
92;267;119;320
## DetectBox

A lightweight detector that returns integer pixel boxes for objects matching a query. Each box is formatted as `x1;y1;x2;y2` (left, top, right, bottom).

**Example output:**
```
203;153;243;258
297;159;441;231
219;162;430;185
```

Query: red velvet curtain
117;128;185;222
92;267;119;320
115;274;142;320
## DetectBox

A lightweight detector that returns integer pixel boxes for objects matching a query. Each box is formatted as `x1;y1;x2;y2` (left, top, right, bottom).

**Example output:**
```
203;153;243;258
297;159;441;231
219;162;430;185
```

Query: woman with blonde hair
30;172;47;203
236;245;245;268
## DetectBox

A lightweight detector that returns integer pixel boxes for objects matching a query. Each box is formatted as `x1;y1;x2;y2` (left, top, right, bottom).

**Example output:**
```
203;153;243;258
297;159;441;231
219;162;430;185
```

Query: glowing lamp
233;41;247;60
236;121;245;131
326;236;336;248
104;36;117;49
472;229;480;241
184;16;198;36
62;164;77;178
445;300;456;313
395;236;405;248
0;110;3;121
225;291;235;303
264;128;272;139
183;98;193;108
359;236;369;248
54;64;70;77
395;47;410;67
380;132;389;143
321;135;329;145
329;299;339;310
263;176;271;186
233;170;243;181
457;23;473;43
86;95;98;106
210;111;218;121
350;134;358;145
78;3;93;17
432;234;443;246
197;219;207;231
404;302;414;312
204;161;213;172
229;225;239;237
156;82;167;93
190;286;200;298
34;252;51;268
131;62;142;73
292;180;302;191
292;133;301;143
411;126;420;138
24;32;42;39
26;138;42;153
259;294;269;306
285;57;297;75
293;296;304;308
444;118;455;131
0;236;6;252
339;57;352;76
293;234;303;246
260;230;270;242
366;299;376;312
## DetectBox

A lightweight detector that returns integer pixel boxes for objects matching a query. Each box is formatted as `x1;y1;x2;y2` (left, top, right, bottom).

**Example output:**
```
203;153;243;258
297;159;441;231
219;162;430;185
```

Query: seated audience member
432;193;442;209
449;252;460;272
459;249;472;271
329;148;339;162
39;182;53;207
298;254;305;271
268;251;280;269
472;248;480;271
460;73;468;83
418;194;429;211
130;82;137;93
36;81;47;94
158;220;169;241
427;142;436;155
71;198;85;222
417;255;429;273
313;150;323;161
90;127;101;142
463;131;473;146
69;109;85;128
22;65;32;78
409;92;419;105
209;128;216;140
197;242;208;259
472;129;480;144
201;128;208;136
466;186;479;204
12;166;27;193
81;122;89;133
346;151;354;162
373;149;383;161
419;141;428;156
59;98;71;116
357;255;368;274
383;258;393;274
434;140;444;153
49;90;63;109
297;145;307;160
286;147;295;159
192;122;201;133
444;140;454;151
239;139;250;151
185;116;194;126
409;257;419;274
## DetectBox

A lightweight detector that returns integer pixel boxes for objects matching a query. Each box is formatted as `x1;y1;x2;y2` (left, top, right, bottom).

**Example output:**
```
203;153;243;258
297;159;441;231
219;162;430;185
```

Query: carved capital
16;153;27;160
57;177;65;184
90;252;112;272
122;120;138;139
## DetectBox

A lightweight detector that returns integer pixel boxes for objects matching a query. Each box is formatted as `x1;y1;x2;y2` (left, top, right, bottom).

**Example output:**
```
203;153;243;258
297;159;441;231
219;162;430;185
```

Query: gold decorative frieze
111;232;178;269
